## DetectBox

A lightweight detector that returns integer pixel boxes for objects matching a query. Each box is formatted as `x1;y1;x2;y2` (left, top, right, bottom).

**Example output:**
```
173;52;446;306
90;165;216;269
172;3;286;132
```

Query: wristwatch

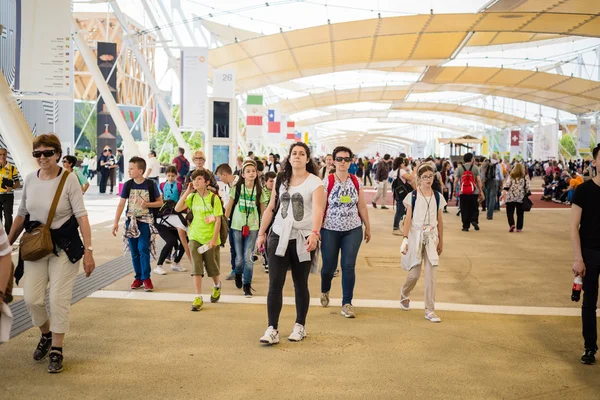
85;247;94;252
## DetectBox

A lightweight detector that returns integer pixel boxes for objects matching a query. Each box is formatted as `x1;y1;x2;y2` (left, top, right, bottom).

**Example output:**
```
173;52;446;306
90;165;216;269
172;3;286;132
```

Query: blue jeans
232;229;258;285
484;180;498;219
127;221;151;280
393;199;406;229
568;189;575;203
320;226;363;305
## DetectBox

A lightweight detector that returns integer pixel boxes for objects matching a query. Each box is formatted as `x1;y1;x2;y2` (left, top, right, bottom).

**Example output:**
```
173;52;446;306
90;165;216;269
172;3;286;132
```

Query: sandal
400;299;410;311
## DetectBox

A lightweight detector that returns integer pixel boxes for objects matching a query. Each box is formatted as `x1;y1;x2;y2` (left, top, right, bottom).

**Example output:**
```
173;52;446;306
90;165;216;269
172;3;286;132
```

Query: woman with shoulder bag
8;134;95;373
256;143;325;345
319;146;371;318
500;163;530;233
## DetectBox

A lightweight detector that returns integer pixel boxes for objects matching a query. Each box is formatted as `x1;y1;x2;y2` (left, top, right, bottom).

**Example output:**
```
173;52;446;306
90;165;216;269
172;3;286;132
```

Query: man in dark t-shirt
571;144;600;365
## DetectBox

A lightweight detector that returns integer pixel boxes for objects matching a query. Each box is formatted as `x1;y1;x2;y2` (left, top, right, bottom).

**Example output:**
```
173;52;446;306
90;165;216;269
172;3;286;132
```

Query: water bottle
197;244;211;255
571;276;583;302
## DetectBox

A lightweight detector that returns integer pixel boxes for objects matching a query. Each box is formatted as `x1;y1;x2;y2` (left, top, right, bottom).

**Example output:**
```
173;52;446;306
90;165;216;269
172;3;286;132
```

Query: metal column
110;1;190;154
71;18;141;157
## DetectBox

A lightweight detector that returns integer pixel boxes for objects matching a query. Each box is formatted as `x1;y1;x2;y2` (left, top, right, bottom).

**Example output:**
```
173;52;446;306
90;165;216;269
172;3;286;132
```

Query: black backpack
485;162;496;182
431;172;442;193
391;174;413;201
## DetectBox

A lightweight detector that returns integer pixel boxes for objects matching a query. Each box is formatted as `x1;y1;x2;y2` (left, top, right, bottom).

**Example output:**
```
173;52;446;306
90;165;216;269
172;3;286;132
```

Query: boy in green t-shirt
224;161;269;297
175;169;223;311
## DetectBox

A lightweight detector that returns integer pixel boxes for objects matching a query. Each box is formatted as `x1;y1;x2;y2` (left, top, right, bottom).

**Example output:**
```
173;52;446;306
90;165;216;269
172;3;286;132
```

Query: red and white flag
286;121;295;140
510;130;520;147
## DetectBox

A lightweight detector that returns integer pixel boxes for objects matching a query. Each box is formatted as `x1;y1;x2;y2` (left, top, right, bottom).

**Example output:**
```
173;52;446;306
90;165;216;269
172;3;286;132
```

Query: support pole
140;0;181;80
0;73;38;176
72;18;141;157
110;1;190;155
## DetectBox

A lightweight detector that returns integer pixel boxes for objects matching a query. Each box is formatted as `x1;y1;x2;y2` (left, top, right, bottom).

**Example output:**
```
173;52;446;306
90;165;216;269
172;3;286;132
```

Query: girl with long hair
500;163;530;232
225;160;269;297
441;161;452;213
400;163;446;323
256;143;325;344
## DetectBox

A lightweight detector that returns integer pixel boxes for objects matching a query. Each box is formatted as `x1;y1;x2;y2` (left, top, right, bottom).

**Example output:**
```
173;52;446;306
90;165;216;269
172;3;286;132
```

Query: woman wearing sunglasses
319;146;371;318
8;134;95;373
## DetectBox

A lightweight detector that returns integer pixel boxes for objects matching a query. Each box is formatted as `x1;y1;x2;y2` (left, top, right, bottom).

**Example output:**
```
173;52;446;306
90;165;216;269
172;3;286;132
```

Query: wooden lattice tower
74;12;157;133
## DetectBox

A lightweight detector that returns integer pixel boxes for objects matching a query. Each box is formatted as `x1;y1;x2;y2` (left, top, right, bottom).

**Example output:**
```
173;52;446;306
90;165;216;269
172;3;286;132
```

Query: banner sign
180;47;208;130
16;0;72;93
510;130;522;159
96;42;118;155
577;118;591;153
533;124;558;160
213;69;236;98
245;94;263;141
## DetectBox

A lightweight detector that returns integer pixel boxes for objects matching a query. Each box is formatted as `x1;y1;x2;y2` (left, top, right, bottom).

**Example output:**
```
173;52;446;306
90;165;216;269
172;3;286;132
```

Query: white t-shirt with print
403;190;447;230
322;175;362;231
272;174;323;236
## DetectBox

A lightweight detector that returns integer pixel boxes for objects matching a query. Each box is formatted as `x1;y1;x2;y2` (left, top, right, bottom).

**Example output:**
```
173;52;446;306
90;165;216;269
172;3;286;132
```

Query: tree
149;105;203;164
74;102;97;153
559;134;577;159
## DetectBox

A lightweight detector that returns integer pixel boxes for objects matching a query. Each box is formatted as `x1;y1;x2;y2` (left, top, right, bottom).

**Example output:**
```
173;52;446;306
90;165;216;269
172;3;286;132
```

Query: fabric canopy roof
208;12;600;93
439;135;484;144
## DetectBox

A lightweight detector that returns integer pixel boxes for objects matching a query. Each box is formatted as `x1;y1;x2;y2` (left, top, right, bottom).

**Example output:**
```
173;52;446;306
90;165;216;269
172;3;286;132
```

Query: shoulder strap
231;184;242;213
46;170;70;226
322;174;336;222
411;191;417;218
435;191;440;212
350;174;360;192
147;179;156;202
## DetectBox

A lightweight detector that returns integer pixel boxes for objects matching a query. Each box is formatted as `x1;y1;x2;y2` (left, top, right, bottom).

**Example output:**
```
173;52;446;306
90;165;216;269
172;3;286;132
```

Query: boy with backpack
481;154;503;220
454;153;484;232
215;163;240;281
174;169;223;311
112;157;164;291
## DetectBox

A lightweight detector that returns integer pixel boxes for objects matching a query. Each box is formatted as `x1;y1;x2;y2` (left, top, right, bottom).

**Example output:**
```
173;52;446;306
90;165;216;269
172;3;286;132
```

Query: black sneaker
235;273;243;289
47;350;64;373
33;335;52;361
252;254;259;263
581;348;597;365
243;283;254;298
264;265;269;273
372;202;377;209
473;222;480;231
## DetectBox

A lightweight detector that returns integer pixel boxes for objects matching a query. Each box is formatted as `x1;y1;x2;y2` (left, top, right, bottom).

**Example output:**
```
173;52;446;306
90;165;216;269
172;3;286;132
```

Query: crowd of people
0;134;599;374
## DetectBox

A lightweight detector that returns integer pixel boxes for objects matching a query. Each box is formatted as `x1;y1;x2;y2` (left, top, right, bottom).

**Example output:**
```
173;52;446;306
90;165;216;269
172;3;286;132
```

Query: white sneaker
153;266;167;275
171;264;187;272
425;312;441;323
259;326;279;345
288;323;306;342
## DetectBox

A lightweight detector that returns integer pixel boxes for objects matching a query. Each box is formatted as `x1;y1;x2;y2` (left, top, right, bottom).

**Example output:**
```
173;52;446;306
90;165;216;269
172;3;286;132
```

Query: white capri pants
22;250;80;334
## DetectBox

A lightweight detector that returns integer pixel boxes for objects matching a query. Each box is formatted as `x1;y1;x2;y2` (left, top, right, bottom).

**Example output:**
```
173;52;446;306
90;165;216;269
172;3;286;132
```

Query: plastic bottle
197;244;211;255
571;276;583;302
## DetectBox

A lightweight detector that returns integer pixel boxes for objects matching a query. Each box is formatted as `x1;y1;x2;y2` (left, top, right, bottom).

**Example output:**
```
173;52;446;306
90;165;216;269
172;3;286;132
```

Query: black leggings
155;224;185;266
267;233;312;329
505;202;524;230
582;248;600;350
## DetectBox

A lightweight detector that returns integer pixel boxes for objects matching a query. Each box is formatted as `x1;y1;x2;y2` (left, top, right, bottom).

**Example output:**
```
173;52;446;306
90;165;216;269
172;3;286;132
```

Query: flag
303;132;309;144
286;121;295;140
246;94;264;140
268;109;281;133
129;110;135;122
294;131;301;142
510;130;520;147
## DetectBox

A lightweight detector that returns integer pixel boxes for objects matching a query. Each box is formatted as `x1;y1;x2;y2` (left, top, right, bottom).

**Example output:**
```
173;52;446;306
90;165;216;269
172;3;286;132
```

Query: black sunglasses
335;157;352;163
32;150;57;158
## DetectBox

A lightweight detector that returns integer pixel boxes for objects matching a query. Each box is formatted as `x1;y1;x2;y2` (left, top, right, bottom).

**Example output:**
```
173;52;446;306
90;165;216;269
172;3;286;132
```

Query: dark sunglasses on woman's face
32;150;57;158
335;157;352;163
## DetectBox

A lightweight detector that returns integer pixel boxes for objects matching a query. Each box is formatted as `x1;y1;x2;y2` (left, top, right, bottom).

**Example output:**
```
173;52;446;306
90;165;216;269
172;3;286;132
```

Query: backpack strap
349;174;360;192
230;184;243;217
322;174;336;223
147;179;157;202
411;190;441;219
410;191;417;219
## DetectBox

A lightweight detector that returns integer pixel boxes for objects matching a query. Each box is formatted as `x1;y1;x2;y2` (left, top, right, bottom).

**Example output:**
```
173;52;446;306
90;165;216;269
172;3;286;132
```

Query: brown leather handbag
20;171;70;261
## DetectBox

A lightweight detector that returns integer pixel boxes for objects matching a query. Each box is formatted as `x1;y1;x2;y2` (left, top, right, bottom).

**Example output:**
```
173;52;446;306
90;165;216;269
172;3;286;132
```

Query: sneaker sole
34;352;51;362
144;288;154;292
425;316;441;323
48;366;64;373
288;337;306;342
191;306;202;311
341;311;355;318
153;271;167;275
210;296;220;303
259;339;279;345
245;294;253;298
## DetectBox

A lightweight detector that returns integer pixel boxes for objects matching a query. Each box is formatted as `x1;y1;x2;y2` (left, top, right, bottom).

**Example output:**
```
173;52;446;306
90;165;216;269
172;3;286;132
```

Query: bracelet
311;230;320;235
258;233;266;237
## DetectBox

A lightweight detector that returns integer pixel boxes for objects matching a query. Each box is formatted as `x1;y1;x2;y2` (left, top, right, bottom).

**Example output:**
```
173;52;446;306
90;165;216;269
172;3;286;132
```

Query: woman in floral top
500;163;530;233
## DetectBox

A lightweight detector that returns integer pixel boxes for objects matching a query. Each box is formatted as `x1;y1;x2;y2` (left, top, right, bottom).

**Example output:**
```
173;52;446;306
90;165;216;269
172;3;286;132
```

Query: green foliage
559;134;577;159
74;102;97;152
149;105;202;165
